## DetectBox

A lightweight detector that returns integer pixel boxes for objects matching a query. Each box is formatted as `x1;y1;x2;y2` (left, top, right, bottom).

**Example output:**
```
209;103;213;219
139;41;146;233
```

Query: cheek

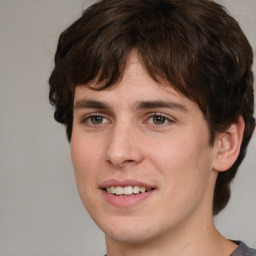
148;132;213;188
70;134;101;194
149;138;214;219
71;131;102;170
70;135;103;213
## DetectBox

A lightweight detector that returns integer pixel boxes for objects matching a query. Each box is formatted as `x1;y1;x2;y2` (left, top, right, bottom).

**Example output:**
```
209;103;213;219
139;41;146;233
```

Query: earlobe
212;116;245;172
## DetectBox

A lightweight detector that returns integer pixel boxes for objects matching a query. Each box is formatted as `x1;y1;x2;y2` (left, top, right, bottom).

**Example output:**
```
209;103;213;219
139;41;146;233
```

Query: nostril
124;160;133;163
121;159;135;166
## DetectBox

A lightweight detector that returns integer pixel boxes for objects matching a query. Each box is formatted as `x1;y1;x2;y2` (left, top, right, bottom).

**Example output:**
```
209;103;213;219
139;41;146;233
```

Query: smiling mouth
104;186;154;196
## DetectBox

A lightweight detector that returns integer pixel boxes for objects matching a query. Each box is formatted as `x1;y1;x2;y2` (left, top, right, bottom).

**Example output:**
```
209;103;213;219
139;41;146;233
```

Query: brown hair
49;0;255;215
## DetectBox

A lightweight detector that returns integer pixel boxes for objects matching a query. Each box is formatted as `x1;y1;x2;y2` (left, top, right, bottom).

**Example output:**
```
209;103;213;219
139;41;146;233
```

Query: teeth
105;186;152;196
123;186;133;195
115;186;124;195
110;187;116;194
133;186;140;194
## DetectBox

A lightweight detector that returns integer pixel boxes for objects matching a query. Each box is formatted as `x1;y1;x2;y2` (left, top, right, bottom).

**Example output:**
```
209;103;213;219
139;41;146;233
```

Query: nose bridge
105;119;142;167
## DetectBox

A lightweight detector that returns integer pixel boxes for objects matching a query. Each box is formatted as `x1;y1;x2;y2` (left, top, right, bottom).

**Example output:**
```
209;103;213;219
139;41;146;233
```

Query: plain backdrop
0;0;255;255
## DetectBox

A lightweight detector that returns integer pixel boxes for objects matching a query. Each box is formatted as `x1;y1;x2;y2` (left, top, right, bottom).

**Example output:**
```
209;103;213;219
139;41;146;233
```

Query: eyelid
144;112;175;125
149;112;174;120
81;112;111;124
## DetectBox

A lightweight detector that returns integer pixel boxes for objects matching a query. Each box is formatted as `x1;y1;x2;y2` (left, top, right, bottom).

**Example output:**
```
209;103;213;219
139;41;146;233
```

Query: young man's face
71;53;220;245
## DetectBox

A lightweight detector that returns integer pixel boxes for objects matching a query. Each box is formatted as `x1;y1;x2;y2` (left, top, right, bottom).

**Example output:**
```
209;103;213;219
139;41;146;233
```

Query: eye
84;115;110;125
147;114;172;126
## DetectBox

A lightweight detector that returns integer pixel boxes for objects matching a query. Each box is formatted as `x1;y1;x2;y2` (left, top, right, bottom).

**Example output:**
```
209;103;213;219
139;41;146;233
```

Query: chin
106;228;155;244
98;215;162;245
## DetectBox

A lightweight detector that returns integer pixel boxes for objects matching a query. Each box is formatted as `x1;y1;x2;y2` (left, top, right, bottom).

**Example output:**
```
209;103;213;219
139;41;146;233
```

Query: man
49;0;255;255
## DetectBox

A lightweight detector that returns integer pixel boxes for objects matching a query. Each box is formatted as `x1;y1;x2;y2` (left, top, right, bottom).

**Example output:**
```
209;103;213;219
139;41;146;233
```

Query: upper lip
100;179;155;189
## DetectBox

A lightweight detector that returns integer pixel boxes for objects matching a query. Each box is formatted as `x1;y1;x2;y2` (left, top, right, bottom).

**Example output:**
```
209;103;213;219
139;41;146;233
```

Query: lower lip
101;190;155;207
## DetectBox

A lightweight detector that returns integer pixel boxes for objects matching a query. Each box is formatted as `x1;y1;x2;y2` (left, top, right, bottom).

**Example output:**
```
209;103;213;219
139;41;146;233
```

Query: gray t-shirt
231;241;256;256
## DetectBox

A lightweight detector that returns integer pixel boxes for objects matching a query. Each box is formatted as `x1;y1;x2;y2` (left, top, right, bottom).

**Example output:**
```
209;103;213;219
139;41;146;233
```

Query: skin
71;53;243;256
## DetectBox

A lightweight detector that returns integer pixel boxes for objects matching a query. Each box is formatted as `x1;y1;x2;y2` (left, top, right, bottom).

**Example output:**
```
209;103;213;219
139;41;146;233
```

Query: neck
105;217;237;256
105;202;237;256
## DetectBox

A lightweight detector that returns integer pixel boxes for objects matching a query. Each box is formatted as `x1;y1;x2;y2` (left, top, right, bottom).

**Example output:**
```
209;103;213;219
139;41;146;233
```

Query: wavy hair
49;0;255;214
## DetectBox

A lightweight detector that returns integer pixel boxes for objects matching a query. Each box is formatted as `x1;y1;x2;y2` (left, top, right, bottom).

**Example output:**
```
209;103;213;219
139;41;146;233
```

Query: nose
104;123;143;168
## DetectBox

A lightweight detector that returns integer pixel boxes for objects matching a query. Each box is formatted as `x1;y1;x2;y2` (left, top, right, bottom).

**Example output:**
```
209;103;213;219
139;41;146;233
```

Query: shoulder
231;241;256;256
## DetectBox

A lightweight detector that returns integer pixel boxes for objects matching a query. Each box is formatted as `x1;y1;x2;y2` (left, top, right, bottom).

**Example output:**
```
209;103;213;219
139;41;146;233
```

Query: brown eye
90;116;104;124
85;115;109;125
152;115;167;125
151;115;169;125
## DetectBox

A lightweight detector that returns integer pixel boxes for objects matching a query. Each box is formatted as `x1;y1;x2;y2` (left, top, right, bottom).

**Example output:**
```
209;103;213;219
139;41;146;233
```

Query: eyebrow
133;100;188;112
74;99;188;112
74;99;110;110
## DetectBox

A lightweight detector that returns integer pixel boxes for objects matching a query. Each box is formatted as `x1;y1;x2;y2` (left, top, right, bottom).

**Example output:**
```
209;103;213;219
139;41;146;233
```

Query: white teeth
115;186;124;195
133;186;140;194
124;186;133;195
110;187;116;194
105;186;152;196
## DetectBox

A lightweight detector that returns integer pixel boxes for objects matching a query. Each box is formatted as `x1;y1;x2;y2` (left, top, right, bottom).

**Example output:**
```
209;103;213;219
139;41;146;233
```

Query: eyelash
81;113;110;126
145;113;174;126
80;112;174;127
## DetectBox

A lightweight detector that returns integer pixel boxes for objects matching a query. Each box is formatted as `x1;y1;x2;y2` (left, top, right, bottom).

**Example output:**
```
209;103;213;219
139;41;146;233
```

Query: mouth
104;186;154;196
100;180;156;206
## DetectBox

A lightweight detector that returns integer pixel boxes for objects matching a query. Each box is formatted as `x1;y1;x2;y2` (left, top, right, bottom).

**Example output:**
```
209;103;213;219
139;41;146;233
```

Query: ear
212;116;245;172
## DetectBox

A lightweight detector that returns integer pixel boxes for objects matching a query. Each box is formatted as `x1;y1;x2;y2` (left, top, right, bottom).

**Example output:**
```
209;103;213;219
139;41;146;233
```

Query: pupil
153;116;165;124
92;116;103;124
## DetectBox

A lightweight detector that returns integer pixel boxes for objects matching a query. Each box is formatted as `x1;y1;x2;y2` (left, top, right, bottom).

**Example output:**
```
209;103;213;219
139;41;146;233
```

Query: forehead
73;52;202;118
75;53;183;101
